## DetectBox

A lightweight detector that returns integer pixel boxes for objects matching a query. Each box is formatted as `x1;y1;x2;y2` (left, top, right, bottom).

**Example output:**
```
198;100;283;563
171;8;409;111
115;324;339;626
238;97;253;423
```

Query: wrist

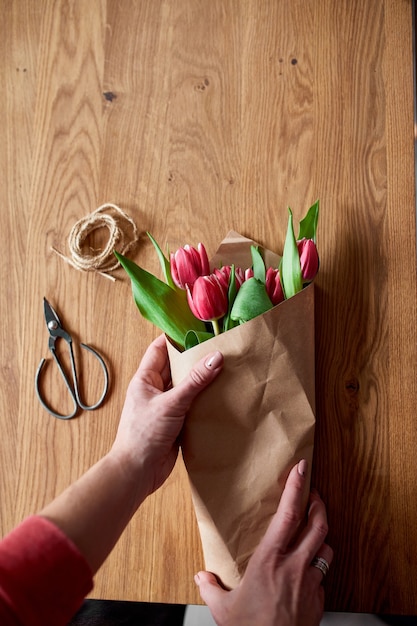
107;444;155;503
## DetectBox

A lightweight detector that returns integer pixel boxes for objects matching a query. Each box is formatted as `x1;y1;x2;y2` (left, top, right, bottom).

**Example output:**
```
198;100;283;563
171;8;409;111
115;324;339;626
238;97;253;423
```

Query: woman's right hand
195;460;333;626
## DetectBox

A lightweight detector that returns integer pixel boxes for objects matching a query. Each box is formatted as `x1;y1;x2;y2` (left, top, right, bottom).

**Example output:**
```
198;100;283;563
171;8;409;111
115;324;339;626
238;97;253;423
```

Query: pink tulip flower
245;268;254;281
265;267;284;305
170;243;210;289
186;274;229;334
297;238;319;282
213;265;247;291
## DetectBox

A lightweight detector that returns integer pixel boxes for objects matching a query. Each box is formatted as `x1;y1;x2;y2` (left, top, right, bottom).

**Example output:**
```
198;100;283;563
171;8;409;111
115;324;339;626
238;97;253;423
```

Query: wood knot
345;377;360;395
195;78;210;92
103;91;117;102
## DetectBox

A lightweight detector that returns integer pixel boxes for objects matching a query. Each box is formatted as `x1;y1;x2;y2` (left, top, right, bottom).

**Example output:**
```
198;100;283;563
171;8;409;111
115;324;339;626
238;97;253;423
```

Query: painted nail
205;351;223;369
298;459;308;477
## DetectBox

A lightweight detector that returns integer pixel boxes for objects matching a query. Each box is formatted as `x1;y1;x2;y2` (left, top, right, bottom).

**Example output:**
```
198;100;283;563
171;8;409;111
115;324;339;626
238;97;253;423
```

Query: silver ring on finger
311;556;330;578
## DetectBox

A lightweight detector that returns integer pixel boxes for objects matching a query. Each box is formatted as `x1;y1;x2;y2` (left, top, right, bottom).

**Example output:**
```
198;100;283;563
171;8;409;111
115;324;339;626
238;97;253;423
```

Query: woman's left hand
112;334;223;494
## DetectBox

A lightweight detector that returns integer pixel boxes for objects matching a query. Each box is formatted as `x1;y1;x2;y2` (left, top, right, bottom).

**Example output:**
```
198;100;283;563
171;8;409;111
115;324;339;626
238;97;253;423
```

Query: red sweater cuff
0;515;93;626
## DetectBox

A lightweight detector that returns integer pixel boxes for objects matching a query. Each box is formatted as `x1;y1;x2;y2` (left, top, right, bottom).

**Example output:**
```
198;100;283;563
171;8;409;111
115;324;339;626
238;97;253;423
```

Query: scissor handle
35;356;78;420
73;343;109;411
35;342;109;420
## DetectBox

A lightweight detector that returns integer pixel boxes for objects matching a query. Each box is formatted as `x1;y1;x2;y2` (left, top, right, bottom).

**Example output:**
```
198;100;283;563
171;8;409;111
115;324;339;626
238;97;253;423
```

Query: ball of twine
52;203;140;281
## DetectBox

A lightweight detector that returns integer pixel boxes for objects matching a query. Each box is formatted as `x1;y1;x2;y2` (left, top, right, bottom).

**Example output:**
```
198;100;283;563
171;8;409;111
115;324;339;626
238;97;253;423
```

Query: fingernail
205;351;223;369
194;573;200;585
298;459;308;477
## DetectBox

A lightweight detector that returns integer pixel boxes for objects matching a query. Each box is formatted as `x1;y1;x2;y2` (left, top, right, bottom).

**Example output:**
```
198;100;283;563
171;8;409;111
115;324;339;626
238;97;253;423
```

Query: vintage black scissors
35;298;109;420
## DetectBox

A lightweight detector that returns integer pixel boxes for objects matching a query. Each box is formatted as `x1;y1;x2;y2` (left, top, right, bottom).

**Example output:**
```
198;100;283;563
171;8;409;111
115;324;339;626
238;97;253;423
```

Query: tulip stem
211;319;220;336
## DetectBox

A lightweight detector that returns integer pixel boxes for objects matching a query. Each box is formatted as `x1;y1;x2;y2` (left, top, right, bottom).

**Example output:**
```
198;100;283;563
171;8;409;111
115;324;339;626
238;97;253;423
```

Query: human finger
194;571;229;612
296;491;329;563
165;350;224;414
138;335;168;375
136;335;173;389
310;543;334;585
257;460;309;556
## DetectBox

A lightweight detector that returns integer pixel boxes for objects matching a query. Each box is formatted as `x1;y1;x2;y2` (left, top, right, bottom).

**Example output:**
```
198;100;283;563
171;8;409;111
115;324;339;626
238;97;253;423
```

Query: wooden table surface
1;0;417;614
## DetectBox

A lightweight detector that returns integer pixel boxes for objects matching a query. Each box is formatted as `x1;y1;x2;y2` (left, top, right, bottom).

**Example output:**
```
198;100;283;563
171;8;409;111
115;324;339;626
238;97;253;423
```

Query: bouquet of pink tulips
116;201;319;349
117;202;319;589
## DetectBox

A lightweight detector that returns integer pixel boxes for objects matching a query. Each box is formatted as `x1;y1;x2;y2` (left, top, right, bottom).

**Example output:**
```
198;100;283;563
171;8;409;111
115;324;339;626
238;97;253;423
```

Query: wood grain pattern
1;0;416;613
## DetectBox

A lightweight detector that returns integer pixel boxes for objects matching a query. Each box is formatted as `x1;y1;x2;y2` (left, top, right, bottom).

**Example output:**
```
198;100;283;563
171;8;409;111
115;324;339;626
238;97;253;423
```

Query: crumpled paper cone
167;231;315;589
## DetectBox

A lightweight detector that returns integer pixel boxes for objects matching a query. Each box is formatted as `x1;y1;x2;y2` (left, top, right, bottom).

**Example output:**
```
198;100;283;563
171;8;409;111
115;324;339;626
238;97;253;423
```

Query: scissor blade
43;298;62;330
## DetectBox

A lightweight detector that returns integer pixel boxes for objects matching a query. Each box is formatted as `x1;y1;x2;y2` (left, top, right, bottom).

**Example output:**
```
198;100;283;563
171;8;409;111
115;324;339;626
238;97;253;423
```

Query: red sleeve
0;515;93;626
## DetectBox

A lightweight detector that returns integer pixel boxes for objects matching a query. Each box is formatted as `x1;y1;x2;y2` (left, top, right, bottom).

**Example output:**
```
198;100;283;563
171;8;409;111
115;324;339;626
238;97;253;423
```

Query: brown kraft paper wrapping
167;232;316;589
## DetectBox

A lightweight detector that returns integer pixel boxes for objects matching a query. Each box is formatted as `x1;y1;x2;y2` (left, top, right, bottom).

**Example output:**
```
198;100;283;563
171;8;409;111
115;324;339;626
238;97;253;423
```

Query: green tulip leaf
230;277;273;324
298;200;319;242
115;251;206;348
223;265;240;332
147;232;175;288
184;330;215;349
280;208;303;299
251;245;266;283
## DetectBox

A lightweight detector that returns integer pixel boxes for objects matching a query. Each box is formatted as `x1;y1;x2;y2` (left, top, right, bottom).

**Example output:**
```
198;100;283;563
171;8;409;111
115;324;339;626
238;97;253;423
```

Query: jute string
51;203;140;281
